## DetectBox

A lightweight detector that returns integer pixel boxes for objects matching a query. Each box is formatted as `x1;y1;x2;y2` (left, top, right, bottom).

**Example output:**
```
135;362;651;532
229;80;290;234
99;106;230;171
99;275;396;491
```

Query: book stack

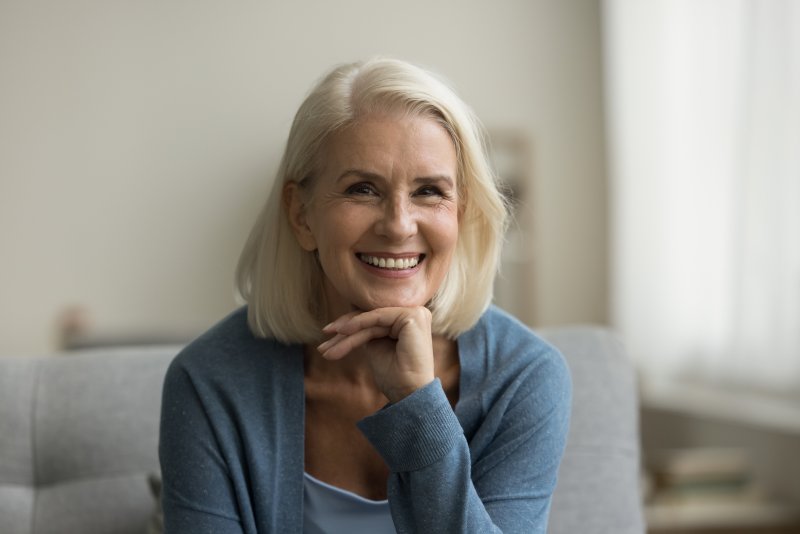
646;447;762;506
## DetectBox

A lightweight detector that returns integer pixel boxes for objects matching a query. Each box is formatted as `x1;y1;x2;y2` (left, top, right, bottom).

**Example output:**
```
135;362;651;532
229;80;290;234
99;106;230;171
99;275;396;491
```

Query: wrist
385;377;434;404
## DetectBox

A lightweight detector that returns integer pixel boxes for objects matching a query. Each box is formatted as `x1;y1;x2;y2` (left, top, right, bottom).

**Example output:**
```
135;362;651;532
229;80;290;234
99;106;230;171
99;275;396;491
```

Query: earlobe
283;182;318;252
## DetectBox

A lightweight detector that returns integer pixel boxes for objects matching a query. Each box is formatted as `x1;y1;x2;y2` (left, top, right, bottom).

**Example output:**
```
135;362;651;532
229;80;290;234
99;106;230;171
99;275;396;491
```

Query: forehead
318;113;458;178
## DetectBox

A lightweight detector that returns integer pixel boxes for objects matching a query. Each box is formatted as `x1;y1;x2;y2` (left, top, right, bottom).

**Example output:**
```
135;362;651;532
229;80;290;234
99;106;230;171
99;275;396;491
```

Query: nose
374;195;417;241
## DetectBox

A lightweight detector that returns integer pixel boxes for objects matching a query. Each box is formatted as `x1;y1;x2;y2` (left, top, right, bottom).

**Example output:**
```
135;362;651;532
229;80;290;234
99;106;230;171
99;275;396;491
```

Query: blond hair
236;58;508;343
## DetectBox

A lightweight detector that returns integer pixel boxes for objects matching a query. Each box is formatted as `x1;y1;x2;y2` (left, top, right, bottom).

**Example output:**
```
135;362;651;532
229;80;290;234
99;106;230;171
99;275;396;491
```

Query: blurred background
1;0;798;532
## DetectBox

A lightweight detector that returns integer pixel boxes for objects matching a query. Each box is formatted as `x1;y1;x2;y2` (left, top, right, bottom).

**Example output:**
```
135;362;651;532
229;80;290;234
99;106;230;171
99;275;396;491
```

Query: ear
283;182;318;251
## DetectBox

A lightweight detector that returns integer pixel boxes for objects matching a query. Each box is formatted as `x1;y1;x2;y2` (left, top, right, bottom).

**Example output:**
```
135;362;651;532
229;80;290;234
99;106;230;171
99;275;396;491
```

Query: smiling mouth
357;253;425;270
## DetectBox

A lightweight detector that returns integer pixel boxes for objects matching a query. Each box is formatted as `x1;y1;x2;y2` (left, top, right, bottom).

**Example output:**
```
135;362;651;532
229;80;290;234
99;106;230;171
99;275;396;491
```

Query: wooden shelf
640;376;800;435
646;501;800;532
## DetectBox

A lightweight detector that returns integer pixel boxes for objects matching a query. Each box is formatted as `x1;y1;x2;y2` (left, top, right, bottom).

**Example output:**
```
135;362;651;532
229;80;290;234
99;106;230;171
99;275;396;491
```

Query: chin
356;293;429;311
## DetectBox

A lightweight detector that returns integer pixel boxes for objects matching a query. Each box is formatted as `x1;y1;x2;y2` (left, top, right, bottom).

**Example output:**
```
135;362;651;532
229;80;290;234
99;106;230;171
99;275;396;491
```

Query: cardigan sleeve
158;359;245;534
357;350;571;534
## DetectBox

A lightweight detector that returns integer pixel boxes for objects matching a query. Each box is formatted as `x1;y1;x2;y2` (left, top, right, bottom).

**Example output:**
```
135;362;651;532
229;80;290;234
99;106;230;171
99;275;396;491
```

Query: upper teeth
359;254;420;270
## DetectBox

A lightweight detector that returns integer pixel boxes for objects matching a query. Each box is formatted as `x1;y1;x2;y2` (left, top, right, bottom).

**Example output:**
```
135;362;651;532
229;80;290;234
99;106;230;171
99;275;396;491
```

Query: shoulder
467;306;570;385
163;306;301;400
460;306;572;416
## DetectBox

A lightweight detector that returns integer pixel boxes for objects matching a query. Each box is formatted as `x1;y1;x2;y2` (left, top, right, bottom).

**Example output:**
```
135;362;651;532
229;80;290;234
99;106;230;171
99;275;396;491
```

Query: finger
316;333;346;353
321;326;391;360
322;311;361;334
338;307;417;335
322;326;391;359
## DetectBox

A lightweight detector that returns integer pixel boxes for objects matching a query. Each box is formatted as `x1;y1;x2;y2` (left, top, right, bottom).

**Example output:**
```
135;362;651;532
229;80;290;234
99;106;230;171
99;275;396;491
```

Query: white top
302;472;395;534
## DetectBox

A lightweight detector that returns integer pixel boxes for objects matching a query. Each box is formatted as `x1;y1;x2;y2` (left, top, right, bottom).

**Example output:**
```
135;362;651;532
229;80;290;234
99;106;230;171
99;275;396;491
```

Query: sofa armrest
540;326;644;534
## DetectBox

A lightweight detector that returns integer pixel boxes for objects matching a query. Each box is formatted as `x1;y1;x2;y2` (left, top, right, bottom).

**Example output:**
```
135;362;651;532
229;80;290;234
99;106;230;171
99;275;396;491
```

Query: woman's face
288;113;460;317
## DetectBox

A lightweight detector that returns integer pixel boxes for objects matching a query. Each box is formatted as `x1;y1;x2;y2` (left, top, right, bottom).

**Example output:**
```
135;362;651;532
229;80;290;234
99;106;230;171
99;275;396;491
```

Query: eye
345;182;378;196
415;185;444;197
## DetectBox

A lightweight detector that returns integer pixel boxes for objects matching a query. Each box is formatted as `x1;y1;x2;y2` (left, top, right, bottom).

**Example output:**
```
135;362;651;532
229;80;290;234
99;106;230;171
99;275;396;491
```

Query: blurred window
605;0;800;391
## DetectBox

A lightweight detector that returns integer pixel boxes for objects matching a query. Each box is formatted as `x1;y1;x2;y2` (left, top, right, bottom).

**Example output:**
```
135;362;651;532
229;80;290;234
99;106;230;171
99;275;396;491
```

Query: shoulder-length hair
236;58;508;343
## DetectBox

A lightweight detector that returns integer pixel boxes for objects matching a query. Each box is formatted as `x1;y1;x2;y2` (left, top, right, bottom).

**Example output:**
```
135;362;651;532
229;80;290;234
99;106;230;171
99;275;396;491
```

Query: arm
358;353;571;534
320;307;571;532
159;359;245;534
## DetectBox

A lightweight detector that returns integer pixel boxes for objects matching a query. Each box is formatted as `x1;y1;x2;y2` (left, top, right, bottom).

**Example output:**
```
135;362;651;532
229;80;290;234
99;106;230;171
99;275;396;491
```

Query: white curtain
604;0;800;391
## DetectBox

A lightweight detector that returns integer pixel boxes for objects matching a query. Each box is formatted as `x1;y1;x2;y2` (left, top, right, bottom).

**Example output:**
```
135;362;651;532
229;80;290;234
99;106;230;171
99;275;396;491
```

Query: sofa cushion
0;346;177;534
34;474;154;534
34;349;172;486
0;358;37;485
146;472;164;534
0;358;38;534
0;486;34;534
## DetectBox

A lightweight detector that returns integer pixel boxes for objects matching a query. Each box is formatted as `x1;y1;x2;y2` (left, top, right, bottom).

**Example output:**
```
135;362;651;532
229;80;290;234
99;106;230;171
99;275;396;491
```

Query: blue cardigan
159;306;571;533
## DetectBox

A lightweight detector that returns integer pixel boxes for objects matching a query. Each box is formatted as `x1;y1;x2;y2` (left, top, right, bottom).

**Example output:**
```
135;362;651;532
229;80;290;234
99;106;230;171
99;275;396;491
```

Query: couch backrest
0;347;177;534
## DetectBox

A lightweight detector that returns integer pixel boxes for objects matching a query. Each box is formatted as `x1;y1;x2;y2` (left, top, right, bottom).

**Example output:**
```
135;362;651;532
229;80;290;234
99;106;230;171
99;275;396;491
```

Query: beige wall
0;0;608;356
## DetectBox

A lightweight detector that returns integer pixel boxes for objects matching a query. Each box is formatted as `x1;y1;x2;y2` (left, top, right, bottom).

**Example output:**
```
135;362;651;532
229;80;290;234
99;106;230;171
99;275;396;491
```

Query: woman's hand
317;306;435;403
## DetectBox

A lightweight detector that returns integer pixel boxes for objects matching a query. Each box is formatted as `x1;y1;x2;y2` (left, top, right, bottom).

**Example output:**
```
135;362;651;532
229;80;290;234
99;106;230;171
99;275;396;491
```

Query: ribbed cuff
356;379;463;472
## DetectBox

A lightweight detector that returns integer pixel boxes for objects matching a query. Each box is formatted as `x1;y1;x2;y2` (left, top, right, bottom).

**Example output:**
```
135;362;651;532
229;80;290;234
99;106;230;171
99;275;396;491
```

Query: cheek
312;206;371;259
428;208;460;258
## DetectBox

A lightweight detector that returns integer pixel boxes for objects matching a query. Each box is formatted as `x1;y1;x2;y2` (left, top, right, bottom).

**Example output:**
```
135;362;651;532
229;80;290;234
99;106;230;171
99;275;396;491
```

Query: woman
159;58;571;533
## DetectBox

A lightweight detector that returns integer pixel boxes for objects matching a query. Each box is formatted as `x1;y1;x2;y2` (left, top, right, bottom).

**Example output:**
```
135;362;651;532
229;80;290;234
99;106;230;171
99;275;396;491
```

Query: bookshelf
640;376;800;436
640;376;800;533
488;128;536;326
647;500;800;532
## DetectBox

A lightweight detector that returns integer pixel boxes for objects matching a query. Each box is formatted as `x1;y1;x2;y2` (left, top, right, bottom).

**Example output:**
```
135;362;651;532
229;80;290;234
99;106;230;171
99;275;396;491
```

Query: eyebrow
336;169;454;188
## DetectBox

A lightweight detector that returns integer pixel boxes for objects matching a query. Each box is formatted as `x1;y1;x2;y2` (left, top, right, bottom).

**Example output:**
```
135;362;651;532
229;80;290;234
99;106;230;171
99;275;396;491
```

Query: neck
303;344;376;386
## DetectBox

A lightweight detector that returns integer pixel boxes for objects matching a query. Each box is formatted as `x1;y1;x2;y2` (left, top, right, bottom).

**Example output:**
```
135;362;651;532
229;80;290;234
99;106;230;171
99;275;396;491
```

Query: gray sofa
0;327;643;534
